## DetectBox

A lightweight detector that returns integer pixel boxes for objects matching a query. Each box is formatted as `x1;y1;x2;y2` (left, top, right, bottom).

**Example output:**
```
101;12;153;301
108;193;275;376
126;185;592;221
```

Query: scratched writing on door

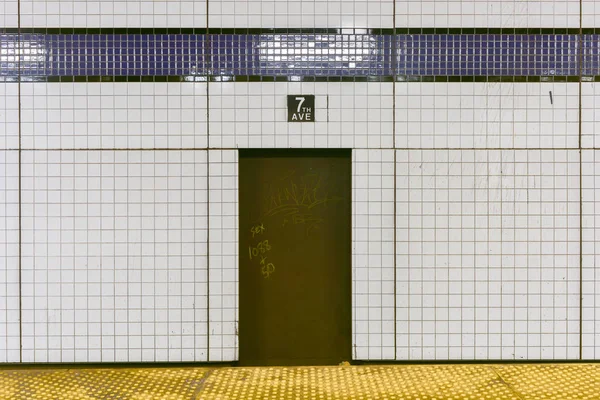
262;170;343;234
248;239;271;259
248;224;275;278
250;223;265;237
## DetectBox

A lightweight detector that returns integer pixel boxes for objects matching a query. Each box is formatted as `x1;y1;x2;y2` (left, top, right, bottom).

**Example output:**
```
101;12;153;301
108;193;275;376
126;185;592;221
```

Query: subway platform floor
0;363;598;399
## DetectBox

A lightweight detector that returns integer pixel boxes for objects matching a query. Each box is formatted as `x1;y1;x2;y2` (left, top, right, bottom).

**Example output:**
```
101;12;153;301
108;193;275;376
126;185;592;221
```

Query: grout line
99;148;103;361
180;152;184;362
579;0;584;360
112;152;116;362
126;151;130;363
205;1;211;361
392;8;397;361
486;150;490;360
17;0;23;364
2;77;588;84
8;147;594;152
351;152;355;360
500;151;504;359
206;103;211;362
526;153;530;358
0;27;588;34
392;110;397;359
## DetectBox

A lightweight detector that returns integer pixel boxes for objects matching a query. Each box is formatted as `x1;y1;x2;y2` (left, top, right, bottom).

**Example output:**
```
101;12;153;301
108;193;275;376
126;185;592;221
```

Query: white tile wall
396;1;579;28
582;83;600;149
7;79;594;362
19;1;207;27
395;83;579;149
20;150;208;362
396;149;580;360
0;0;17;28
209;0;393;28
209;82;393;149
20;83;208;150
207;150;238;362
582;150;600;359
353;149;395;360
582;1;600;27
0;84;19;150
0;150;20;363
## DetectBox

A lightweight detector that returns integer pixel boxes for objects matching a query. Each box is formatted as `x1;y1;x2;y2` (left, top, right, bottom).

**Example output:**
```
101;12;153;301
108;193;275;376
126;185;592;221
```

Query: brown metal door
239;149;351;366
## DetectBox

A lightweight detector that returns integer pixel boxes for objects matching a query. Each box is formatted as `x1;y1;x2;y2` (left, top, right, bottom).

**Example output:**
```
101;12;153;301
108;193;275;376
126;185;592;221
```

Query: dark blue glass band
0;33;594;79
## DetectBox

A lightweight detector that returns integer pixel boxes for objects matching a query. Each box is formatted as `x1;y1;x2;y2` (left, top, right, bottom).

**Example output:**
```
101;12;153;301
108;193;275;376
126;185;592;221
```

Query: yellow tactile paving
0;364;599;399
198;365;517;400
493;364;600;400
0;367;211;400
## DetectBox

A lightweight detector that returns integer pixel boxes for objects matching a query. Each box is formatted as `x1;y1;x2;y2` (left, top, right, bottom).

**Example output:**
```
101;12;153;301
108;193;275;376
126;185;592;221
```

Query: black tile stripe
396;28;583;34
396;75;580;82
2;75;589;83
2;27;396;35
2;27;593;35
14;27;211;34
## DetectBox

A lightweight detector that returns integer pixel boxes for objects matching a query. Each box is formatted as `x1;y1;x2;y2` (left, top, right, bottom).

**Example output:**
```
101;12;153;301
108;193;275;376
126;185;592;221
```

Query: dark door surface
239;149;351;366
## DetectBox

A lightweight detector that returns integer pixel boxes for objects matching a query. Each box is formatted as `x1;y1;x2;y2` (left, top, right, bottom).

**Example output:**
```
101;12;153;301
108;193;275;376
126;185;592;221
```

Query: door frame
237;148;353;366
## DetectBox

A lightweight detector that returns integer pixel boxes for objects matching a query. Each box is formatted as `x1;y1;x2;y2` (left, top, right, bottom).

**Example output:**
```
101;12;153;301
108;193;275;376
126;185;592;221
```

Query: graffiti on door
261;170;343;234
248;224;276;278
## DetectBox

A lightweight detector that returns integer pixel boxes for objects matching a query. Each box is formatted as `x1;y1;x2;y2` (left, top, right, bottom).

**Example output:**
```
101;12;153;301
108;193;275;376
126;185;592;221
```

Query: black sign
287;95;315;122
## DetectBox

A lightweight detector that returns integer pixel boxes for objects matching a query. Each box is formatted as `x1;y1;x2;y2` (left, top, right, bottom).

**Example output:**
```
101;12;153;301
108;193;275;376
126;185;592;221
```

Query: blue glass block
0;32;591;78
